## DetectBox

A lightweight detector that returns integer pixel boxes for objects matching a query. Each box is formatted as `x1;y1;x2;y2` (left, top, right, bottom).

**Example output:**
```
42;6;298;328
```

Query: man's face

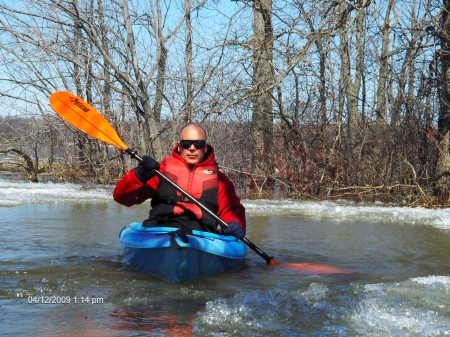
177;126;207;165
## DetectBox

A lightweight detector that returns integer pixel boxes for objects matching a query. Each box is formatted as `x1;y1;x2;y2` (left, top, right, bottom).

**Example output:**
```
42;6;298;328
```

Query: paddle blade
49;92;128;151
269;259;350;274
283;263;351;274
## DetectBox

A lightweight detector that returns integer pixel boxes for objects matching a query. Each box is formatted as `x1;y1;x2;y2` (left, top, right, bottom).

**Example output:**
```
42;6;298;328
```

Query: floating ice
2;178;450;231
0;178;113;206
243;199;450;229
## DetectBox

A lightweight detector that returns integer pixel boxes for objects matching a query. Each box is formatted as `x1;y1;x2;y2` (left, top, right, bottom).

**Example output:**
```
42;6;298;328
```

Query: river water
1;178;450;336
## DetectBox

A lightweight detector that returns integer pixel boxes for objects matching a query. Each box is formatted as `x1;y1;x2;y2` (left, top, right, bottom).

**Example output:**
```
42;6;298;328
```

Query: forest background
0;0;449;207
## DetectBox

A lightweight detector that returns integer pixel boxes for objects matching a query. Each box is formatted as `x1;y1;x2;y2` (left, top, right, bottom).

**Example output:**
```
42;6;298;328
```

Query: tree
338;0;371;144
184;0;194;123
436;0;450;196
251;0;274;174
376;0;394;124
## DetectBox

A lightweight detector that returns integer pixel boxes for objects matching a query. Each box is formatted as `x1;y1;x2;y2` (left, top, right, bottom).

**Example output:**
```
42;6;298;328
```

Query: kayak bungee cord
49;91;350;274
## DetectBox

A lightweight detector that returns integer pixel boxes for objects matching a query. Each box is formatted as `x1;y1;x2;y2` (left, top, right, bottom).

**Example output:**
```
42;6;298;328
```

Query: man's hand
223;221;246;240
134;156;160;183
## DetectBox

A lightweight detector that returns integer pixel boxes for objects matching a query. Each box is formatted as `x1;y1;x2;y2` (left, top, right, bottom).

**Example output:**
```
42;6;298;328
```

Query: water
1;178;450;336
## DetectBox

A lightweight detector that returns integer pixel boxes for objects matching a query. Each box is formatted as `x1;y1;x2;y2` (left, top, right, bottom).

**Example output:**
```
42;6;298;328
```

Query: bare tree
436;0;450;196
376;0;394;124
251;0;274;174
184;0;193;123
339;1;371;144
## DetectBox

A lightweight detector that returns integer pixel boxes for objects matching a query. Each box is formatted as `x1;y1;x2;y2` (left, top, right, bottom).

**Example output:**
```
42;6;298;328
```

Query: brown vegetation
1;115;448;208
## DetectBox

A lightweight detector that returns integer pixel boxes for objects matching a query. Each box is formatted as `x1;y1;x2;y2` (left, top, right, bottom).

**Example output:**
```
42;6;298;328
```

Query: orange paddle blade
283;263;351;274
49;92;128;151
269;259;350;274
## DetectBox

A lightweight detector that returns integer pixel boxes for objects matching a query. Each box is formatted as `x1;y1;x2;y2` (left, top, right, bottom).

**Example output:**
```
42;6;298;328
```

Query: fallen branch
0;146;38;182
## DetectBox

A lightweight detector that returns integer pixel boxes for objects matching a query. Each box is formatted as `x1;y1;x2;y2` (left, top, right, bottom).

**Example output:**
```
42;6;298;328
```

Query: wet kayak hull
119;223;247;283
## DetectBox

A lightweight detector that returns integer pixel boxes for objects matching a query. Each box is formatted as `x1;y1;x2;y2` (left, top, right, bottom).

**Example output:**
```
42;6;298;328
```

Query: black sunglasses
179;140;206;149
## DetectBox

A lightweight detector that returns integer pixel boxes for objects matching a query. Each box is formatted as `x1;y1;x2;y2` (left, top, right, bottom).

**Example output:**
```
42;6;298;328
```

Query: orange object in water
269;258;350;274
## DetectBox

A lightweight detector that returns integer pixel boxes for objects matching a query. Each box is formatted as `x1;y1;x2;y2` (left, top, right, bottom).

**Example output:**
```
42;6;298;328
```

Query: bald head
179;124;207;141
177;124;208;165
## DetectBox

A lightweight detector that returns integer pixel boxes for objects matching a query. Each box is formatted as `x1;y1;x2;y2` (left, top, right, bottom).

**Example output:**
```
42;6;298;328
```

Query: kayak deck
119;223;247;283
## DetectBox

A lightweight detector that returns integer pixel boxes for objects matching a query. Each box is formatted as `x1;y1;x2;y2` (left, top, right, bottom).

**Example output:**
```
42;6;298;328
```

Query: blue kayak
118;222;247;283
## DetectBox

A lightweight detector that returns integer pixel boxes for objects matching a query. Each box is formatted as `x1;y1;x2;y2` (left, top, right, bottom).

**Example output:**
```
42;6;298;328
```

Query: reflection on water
1;179;450;335
110;299;199;336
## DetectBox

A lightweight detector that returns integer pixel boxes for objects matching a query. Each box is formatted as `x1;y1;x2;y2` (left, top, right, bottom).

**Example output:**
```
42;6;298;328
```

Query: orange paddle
49;91;350;274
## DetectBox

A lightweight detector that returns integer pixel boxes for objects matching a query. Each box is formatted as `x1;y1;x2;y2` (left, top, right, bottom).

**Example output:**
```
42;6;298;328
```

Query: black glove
134;156;160;183
223;221;246;240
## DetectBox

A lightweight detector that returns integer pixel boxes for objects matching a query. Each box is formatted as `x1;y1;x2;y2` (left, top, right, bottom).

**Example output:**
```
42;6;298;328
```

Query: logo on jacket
203;170;215;174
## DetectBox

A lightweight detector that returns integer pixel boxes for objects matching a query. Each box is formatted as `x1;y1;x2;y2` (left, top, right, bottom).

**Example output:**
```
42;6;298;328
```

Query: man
113;124;246;239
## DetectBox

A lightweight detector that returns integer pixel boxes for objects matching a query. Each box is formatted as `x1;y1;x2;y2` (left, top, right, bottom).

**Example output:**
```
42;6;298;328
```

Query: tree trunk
405;0;418;123
73;0;87;170
376;0;393;124
436;0;450;196
251;0;274;175
373;0;393;163
121;0;163;160
153;45;167;127
0;147;38;182
98;0;113;179
298;3;328;124
342;7;365;143
185;0;193;124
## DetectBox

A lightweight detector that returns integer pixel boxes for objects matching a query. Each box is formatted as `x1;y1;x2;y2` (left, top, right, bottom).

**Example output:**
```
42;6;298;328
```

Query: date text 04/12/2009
28;296;104;304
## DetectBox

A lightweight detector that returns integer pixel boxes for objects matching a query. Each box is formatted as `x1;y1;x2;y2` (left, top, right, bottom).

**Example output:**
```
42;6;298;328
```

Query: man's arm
113;168;161;207
216;172;246;228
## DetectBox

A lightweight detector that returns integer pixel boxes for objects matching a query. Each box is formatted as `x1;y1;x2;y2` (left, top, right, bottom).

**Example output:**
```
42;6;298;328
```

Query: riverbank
0;161;116;186
2;162;449;209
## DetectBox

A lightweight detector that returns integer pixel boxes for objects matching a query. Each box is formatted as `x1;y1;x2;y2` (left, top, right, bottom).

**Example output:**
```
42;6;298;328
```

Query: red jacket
113;144;246;229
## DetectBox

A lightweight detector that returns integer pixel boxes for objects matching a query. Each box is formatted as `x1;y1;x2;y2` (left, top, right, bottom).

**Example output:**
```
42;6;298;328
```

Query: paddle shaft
125;148;274;264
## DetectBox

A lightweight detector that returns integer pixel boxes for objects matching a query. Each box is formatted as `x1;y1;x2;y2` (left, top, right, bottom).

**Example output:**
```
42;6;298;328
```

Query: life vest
145;155;219;232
